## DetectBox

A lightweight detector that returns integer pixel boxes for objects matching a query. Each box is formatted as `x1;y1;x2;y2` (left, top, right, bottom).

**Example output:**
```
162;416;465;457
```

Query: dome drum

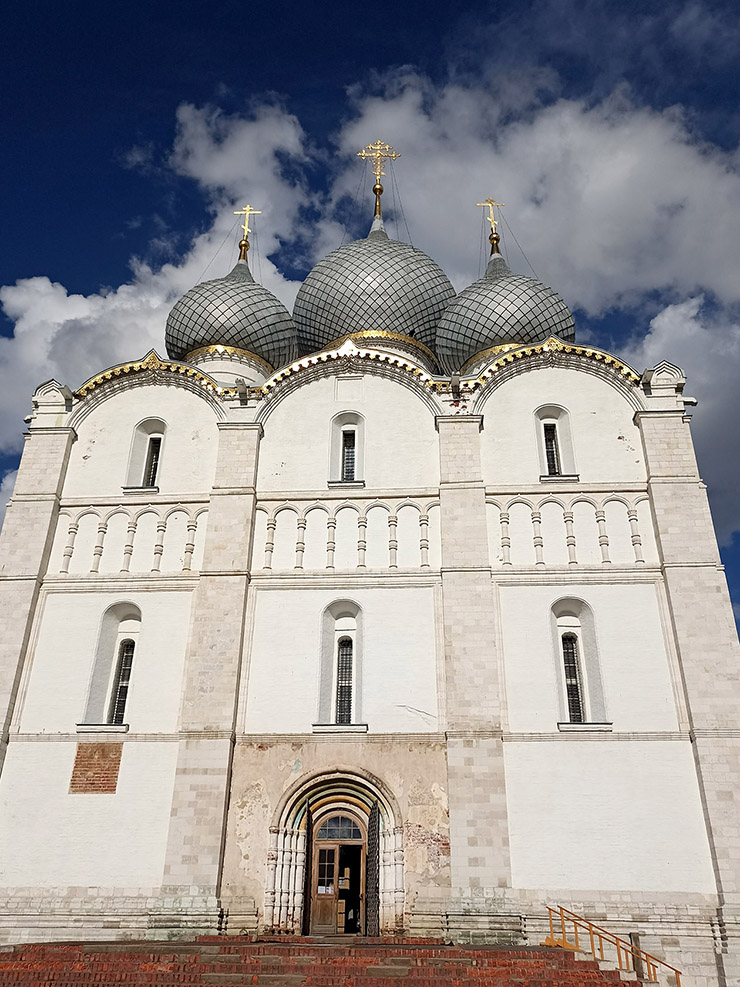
186;344;275;385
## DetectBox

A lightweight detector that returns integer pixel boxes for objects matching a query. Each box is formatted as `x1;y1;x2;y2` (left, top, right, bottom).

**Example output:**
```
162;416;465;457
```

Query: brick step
0;959;609;976
0;941;646;987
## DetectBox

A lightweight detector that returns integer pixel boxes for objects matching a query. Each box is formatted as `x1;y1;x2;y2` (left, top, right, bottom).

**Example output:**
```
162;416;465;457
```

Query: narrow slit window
341;431;356;482
109;638;135;725
335;637;353;724
543;423;561;476
561;633;584;723
143;436;162;487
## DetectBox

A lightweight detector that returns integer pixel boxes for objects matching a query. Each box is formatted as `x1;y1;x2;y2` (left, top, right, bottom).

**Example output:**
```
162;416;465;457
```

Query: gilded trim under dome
319;329;438;363
185;343;275;375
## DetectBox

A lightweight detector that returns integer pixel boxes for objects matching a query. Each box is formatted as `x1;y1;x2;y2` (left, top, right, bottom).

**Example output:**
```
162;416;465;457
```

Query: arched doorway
311;811;366;934
264;770;404;936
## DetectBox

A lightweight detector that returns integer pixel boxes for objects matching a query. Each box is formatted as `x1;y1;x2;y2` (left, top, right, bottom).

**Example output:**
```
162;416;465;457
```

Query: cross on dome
233;204;262;260
476;196;505;254
357;139;401;218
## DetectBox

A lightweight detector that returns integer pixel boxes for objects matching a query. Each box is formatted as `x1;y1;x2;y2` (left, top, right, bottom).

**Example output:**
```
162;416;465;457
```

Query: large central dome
293;220;455;356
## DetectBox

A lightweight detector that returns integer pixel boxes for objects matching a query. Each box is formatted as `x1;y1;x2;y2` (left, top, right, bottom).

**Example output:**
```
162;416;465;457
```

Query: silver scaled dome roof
293;221;455;355
435;253;575;374
165;259;298;369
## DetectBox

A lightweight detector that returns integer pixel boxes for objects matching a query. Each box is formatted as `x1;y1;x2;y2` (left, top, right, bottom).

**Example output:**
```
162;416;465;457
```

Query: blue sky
2;0;739;619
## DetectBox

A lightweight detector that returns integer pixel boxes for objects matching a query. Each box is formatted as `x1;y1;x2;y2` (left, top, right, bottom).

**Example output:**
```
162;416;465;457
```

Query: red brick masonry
69;742;123;794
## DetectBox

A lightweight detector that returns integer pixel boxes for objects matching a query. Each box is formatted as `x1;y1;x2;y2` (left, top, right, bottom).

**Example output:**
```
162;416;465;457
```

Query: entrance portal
311;814;365;934
265;771;403;935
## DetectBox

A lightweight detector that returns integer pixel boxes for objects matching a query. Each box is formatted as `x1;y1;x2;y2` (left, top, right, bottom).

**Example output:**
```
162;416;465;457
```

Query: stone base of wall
0;886;731;987
0;889;221;947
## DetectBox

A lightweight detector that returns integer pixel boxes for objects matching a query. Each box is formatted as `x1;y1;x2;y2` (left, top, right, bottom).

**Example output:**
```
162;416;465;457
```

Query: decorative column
627;507;645;564
295;517;306;569
595;509;611;564
357;515;368;568
152;517;166;572
419;513;430;568
499;510;512;566
388;514;398;568
563;510;577;565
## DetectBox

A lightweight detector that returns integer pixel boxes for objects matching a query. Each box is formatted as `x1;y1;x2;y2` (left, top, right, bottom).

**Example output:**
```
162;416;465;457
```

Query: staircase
0;938;645;987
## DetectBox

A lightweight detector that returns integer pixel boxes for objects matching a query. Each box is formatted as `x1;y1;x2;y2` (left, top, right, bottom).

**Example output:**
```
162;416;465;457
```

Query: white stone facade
0;334;737;987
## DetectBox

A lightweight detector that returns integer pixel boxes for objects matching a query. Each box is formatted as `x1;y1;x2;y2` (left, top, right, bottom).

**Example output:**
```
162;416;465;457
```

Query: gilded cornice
75;349;238;398
462;337;640;390
75;338;639;403
260;339;436;393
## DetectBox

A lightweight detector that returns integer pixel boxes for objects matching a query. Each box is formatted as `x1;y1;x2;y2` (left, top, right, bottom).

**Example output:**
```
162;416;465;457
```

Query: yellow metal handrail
541;904;682;987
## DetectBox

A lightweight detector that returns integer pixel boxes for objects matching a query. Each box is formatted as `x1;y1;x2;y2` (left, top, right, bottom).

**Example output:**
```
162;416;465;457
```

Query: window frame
123;417;167;492
560;629;586;723
551;598;611;730
108;637;136;725
534;405;578;482
78;602;141;731
314;600;367;732
334;635;354;724
328;412;365;487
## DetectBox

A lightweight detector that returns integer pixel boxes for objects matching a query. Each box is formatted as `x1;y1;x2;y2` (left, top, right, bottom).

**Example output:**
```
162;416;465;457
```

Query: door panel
312;847;337;934
366;803;380;935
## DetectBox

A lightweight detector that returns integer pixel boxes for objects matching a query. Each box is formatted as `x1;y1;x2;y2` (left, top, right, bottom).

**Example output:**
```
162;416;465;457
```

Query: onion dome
435;247;575;376
294;217;455;355
165;206;298;370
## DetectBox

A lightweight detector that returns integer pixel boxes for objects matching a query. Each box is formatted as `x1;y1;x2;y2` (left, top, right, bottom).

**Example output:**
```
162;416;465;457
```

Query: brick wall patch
69;742;123;793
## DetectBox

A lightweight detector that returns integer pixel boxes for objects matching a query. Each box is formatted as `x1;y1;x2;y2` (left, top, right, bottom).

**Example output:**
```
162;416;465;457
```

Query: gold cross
233;204;262;241
476;197;505;234
357;140;401;181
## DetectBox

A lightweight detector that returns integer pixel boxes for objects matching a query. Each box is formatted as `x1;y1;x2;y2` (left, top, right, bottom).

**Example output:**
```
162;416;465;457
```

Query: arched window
535;405;577;480
124;418;167;490
81;603;141;728
329;412;365;486
560;630;584;723
317;815;363;840
109;638;135;725
315;601;366;730
335;637;353;724
551;598;609;728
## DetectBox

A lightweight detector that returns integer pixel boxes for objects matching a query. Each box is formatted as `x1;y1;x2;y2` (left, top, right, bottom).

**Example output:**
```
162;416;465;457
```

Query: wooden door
311;845;339;934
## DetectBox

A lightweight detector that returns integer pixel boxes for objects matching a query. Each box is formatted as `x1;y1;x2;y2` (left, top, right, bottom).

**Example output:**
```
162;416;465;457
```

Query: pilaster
436;415;511;892
0;424;76;772
636;368;740;984
161;420;263;922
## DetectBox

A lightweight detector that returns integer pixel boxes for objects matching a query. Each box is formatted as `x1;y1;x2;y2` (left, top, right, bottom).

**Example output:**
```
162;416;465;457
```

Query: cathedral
1;141;739;987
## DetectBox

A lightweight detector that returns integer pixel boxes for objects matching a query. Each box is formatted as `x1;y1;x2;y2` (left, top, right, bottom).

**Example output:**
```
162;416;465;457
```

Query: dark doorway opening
338;844;362;933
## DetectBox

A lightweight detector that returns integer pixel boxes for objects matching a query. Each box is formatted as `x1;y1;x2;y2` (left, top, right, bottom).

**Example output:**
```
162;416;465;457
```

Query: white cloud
322;74;740;315
620;297;740;545
0;104;311;453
